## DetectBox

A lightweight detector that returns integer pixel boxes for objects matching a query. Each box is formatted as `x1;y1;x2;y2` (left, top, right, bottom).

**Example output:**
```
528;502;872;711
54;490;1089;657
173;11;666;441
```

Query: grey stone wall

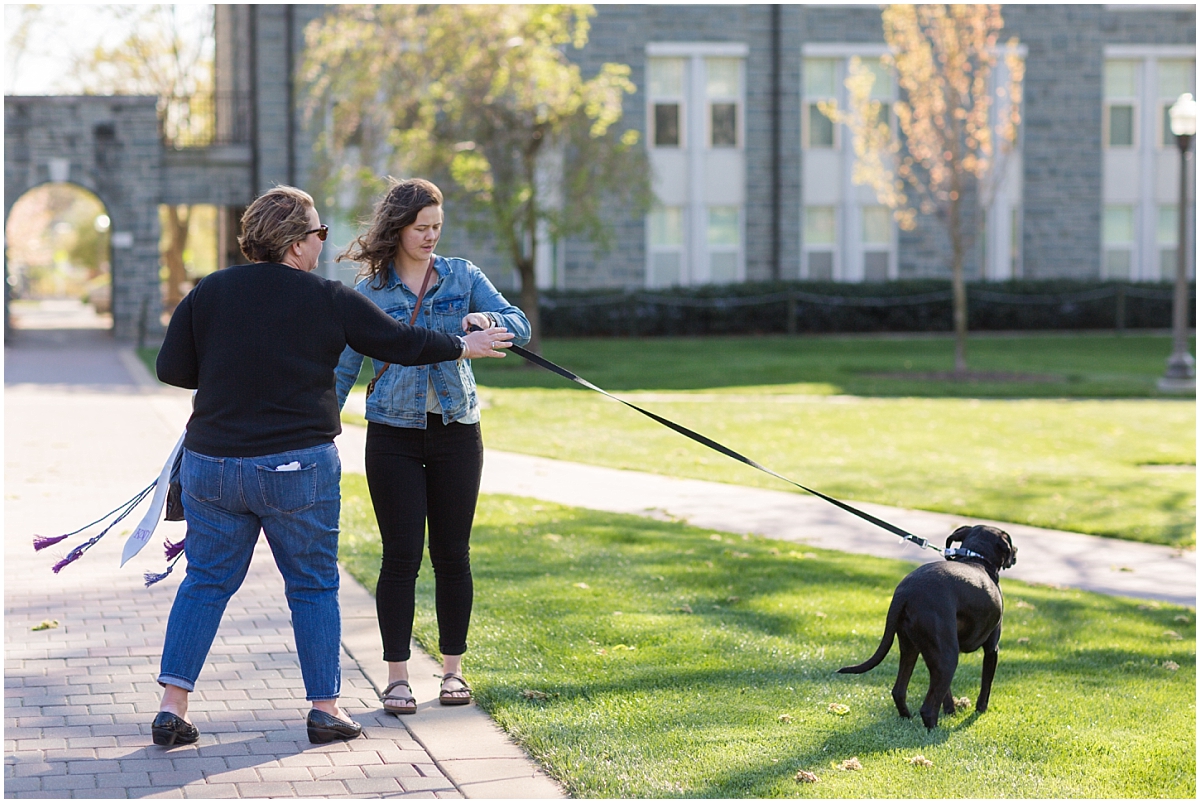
4;96;164;339
225;4;1196;289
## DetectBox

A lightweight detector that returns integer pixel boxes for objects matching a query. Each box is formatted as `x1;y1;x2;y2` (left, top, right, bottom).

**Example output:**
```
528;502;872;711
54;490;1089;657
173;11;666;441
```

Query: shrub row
537;280;1195;337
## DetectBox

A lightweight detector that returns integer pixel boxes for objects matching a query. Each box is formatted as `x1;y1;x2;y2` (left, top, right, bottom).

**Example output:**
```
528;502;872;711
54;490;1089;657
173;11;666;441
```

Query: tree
822;5;1023;374
70;4;215;311
302;4;651;352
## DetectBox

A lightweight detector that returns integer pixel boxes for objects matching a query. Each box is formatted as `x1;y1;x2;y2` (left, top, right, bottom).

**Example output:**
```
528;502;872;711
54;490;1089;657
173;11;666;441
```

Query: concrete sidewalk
4;323;564;799
344;390;1194;608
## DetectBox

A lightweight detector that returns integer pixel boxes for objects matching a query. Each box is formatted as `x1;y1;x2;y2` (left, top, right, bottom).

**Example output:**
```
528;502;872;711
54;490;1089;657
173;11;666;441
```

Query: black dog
838;524;1017;728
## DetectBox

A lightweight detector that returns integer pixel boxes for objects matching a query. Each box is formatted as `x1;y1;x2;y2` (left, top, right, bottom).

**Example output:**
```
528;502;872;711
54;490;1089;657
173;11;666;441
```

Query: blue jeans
158;443;343;701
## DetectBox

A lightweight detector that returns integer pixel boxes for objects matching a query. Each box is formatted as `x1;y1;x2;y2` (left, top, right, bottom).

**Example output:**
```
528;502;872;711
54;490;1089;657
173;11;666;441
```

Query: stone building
6;4;1193;339
260;4;1194;292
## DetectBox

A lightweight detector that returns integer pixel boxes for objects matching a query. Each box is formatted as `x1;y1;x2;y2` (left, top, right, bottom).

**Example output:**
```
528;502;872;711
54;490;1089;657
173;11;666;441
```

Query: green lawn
339;484;1197;799
468;333;1193;397
339;334;1196;546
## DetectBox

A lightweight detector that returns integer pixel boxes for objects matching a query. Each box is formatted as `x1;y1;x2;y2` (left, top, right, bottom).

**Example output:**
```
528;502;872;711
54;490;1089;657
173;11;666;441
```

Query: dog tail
837;598;902;674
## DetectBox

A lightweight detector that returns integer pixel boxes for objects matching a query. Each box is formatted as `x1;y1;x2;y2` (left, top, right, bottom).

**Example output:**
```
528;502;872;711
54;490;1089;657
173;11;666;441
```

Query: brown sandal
381;679;416;715
439;673;473;706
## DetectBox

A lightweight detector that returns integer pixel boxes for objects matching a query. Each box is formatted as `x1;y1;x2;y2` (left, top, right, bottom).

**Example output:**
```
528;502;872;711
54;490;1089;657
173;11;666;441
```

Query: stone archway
5;181;114;317
5;96;163;341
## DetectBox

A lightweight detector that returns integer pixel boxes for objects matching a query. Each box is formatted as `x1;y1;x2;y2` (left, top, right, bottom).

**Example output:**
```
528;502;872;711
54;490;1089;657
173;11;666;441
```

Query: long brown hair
337;178;443;288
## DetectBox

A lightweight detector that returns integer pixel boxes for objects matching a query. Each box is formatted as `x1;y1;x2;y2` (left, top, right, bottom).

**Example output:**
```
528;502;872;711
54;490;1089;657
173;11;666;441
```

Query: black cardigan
158;262;461;457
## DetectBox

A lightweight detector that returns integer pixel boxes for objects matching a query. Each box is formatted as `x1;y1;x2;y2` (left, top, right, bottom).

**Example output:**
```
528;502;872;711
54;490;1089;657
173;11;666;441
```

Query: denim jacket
334;255;531;429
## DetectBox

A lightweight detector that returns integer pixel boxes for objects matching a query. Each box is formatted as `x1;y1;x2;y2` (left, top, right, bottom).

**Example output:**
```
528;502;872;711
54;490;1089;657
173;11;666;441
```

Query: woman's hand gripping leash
460;313;513;359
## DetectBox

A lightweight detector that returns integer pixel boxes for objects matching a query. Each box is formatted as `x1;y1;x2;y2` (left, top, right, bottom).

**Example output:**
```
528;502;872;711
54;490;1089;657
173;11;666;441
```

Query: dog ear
945;525;972;550
1001;533;1017;568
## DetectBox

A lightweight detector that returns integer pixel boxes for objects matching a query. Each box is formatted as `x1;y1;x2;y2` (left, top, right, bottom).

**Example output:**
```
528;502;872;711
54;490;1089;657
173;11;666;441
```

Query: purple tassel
143;567;172;587
164;537;186;561
145;551;185;587
50;532;105;573
33;533;71;551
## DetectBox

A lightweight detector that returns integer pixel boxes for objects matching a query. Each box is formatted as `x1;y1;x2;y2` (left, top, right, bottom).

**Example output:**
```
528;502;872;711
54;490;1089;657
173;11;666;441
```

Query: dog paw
953;695;971;711
906;755;934;767
795;770;819;784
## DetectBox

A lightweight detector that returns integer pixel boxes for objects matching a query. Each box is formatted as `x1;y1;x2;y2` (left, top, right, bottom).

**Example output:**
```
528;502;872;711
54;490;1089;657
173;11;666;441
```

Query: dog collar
944;547;985;561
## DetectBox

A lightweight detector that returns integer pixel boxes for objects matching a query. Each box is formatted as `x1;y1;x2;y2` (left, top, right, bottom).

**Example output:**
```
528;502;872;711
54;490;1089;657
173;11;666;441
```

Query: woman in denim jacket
334;179;530;713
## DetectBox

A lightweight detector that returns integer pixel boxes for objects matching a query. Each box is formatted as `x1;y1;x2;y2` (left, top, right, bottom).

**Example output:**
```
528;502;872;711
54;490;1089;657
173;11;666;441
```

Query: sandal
381;679;417;715
439;673;473;706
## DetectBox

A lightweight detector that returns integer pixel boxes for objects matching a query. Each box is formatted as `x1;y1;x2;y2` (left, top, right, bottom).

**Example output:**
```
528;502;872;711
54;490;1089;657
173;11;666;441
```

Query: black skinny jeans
364;416;483;662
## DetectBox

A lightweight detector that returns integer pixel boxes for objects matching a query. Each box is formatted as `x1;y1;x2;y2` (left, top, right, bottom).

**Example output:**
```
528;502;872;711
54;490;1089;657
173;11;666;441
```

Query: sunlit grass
339;485;1196;799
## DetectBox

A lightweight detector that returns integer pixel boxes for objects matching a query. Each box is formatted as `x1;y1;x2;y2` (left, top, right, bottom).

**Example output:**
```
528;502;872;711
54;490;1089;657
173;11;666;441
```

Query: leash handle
469;327;938;551
367;257;437;398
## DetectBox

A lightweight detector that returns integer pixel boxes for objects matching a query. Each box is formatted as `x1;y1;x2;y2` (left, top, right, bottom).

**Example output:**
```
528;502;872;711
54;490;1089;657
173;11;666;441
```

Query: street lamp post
1159;92;1197;392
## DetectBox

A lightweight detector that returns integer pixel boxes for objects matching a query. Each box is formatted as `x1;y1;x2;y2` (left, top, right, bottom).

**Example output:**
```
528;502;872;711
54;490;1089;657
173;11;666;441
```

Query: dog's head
946;524;1017;570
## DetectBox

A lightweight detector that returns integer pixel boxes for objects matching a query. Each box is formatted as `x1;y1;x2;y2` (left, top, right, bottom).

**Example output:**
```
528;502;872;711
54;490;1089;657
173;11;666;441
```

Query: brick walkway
4;318;563;799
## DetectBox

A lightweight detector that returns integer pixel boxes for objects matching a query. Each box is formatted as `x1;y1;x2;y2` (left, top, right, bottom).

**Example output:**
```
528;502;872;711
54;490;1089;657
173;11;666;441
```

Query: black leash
481;332;941;554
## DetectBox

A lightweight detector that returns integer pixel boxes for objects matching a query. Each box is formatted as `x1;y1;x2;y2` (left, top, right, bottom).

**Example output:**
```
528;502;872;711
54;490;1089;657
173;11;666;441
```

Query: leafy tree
303;4;650;351
822;5;1023;373
70;4;215;310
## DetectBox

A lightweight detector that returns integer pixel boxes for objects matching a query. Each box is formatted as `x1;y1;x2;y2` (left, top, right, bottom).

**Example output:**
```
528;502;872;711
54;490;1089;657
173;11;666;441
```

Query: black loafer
151;711;199;746
307;709;363;743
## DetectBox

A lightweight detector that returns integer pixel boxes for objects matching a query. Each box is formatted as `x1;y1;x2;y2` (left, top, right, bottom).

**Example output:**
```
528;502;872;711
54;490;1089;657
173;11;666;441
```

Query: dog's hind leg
919;649;958;729
891;631;919;719
976;627;1001;713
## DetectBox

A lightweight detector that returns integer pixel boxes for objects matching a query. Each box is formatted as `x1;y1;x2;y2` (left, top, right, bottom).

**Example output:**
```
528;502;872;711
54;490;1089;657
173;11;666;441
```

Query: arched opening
5;182;113;331
160;203;219;317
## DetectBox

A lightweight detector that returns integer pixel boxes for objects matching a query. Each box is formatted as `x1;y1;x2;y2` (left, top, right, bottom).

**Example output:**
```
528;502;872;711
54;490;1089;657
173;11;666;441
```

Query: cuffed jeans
158;443;343;701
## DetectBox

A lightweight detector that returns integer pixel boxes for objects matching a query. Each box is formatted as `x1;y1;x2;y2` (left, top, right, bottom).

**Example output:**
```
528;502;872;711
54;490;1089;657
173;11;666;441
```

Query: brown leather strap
366;257;437;398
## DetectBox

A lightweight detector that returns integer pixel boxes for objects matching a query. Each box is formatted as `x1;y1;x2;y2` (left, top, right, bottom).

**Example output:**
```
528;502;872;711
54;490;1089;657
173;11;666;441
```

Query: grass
339;334;1196;546
467;333;1194;397
339;483;1197;799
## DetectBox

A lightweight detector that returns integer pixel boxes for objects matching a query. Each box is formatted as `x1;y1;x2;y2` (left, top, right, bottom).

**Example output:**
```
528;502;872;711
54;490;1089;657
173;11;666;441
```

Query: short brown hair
337;178;443;287
238;186;315;264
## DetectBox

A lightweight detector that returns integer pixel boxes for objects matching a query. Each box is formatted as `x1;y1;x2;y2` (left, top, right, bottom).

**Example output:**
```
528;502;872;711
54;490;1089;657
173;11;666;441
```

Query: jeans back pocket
182;450;224;503
256;463;318;514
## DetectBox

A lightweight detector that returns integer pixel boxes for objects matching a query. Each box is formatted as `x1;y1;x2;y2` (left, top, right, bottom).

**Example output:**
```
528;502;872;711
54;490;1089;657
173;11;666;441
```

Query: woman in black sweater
151;186;512;746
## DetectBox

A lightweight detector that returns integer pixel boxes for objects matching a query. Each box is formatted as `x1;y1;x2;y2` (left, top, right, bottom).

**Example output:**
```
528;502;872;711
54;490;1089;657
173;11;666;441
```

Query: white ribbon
120;431;186;567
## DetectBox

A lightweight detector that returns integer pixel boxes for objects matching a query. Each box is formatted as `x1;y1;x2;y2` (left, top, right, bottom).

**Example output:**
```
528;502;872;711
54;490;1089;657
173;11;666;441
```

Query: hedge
536;280;1195;337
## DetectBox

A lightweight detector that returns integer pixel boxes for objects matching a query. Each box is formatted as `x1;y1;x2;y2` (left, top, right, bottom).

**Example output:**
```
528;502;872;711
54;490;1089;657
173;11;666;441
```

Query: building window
804;58;837;149
649;58;685;148
706;58;741;148
645;44;747;287
707;206;740;283
1104;60;1138;148
861;205;892;282
1159;59;1195;147
1103;204;1136;279
860;57;895;132
804;206;836;280
648;206;685;287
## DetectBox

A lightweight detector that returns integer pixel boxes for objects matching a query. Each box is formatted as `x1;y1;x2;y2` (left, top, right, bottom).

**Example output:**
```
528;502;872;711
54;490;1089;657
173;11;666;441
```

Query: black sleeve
336;283;462;365
157;290;199;389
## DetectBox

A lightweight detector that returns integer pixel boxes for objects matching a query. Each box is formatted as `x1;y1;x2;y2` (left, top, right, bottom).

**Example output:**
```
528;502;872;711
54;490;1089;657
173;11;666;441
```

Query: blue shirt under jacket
334;255;531;429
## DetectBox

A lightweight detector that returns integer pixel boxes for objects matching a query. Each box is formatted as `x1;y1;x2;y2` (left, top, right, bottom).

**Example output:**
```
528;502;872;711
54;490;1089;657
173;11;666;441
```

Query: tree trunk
162;205;190;312
517;258;541;356
949;195;968;375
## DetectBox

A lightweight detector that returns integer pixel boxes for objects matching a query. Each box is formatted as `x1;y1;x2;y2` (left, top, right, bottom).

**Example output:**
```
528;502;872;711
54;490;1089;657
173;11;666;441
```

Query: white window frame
1103;57;1140;151
1103;45;1196;281
704;57;743;150
645;42;748;287
802;57;840;150
802;205;839;281
648;56;687;150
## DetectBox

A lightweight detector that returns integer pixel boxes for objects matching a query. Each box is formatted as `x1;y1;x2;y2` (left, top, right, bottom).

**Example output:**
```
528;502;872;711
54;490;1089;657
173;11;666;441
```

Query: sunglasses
304;224;329;242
